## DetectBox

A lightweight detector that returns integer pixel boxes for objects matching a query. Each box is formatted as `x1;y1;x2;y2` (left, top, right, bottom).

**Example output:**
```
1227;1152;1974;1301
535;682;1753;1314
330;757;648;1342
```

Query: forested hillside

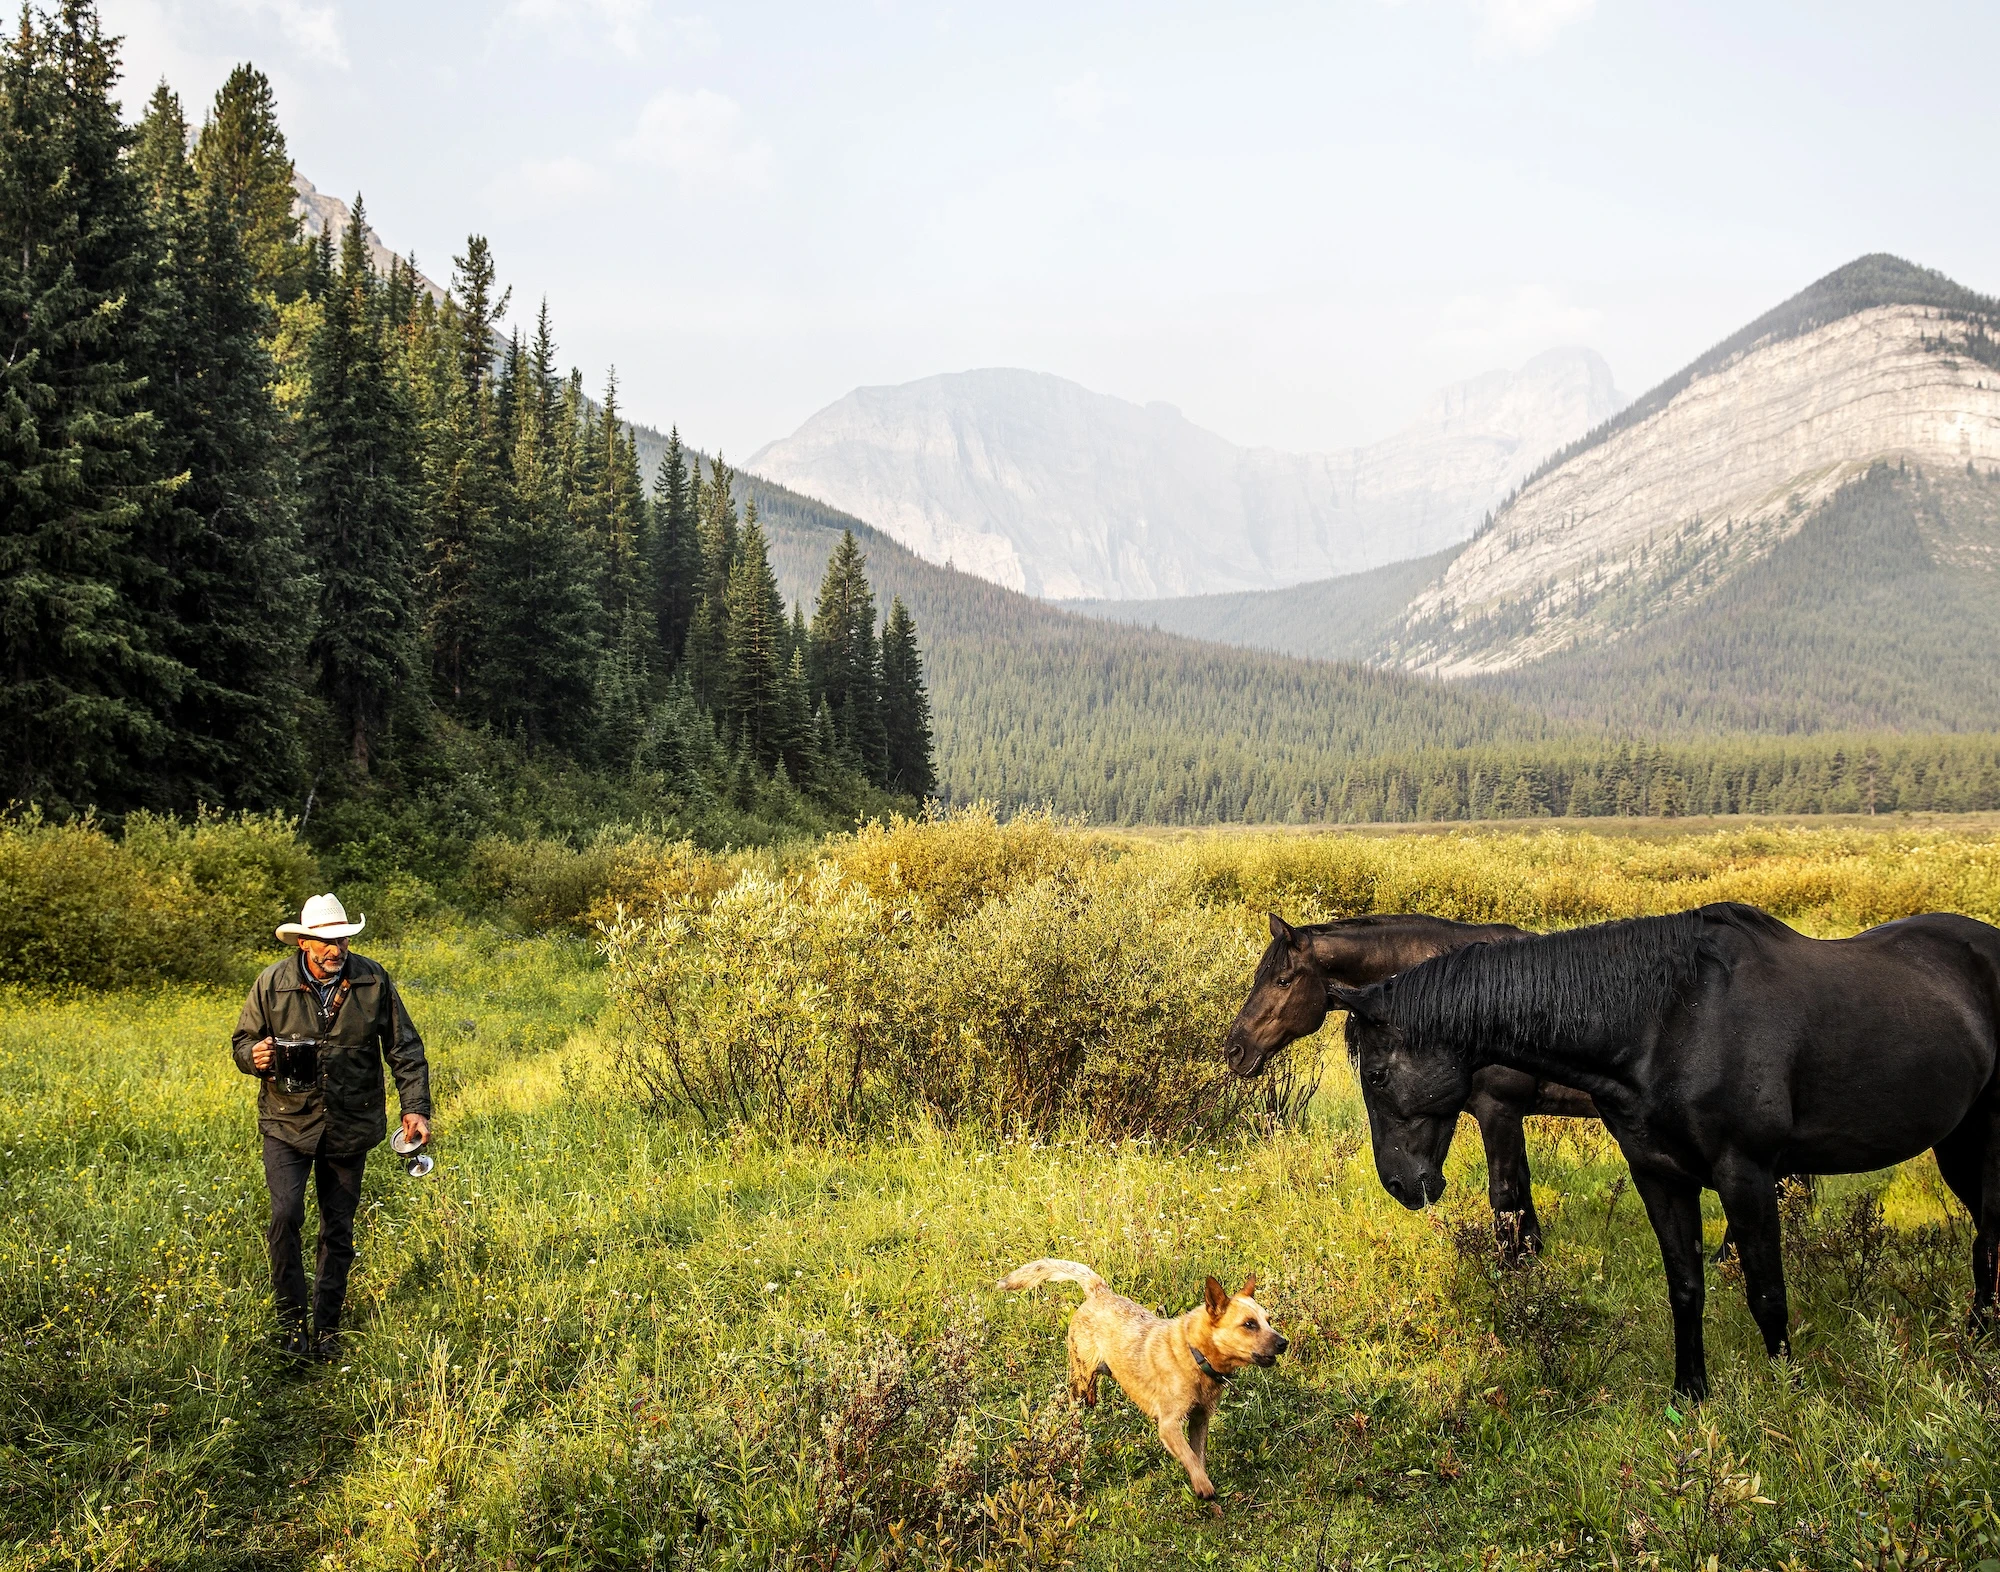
9;11;1999;838
746;480;1554;821
1483;462;2000;733
1058;548;1459;663
0;14;932;858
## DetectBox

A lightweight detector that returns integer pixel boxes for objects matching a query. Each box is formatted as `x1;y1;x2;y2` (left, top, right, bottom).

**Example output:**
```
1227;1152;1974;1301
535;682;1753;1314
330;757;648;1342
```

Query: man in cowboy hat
232;893;432;1362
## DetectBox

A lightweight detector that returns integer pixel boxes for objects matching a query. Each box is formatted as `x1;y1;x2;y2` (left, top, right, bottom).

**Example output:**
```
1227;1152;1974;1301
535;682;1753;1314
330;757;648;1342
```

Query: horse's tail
997;1258;1106;1296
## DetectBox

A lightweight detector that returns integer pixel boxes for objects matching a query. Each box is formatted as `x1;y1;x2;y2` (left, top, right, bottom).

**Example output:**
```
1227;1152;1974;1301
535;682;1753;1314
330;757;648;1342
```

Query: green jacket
232;952;432;1155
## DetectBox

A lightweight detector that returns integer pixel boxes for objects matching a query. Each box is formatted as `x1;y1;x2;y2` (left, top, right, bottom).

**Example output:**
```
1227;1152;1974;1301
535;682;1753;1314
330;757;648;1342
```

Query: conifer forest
0;6;933;857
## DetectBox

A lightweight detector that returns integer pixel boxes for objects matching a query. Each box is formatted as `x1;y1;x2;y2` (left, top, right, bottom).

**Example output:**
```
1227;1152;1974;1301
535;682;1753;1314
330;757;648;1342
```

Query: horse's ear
1239;1272;1257;1300
1328;982;1383;1023
1204;1276;1227;1320
1268;913;1296;945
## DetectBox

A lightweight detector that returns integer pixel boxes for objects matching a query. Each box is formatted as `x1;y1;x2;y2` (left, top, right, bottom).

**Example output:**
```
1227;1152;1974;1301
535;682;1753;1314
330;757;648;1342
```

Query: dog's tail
997;1258;1106;1296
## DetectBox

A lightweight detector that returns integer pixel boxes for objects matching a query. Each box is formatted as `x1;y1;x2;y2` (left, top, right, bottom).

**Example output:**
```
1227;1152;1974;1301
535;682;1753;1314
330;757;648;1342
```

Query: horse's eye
1277;973;1295;988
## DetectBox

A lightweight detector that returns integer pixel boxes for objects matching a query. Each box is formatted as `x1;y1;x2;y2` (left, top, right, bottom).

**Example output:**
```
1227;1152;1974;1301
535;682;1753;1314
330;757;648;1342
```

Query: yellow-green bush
1155;823;2000;935
468;830;756;932
824;802;1108;923
604;857;1299;1142
121;809;321;944
601;810;2000;1141
0;809;318;988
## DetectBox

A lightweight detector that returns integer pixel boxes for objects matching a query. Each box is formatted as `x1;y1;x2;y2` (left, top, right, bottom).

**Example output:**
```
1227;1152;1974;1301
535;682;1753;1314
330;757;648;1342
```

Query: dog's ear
1239;1272;1257;1301
1204;1276;1227;1320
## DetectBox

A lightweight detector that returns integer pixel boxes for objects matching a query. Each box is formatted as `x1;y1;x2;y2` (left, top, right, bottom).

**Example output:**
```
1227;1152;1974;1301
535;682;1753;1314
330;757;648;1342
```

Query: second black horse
1330;902;2000;1398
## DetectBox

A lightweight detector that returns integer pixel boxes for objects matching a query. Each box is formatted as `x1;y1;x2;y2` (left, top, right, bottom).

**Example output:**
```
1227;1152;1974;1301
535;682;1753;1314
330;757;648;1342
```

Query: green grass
4;909;2000;1567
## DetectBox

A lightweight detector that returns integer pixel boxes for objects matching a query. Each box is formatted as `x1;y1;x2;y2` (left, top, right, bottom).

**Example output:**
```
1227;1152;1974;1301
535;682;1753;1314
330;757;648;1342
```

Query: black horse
1329;901;2000;1398
1223;913;1598;1263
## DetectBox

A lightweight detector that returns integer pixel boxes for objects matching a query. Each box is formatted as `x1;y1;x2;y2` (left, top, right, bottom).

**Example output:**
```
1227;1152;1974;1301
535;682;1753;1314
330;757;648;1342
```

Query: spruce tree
134;83;311;809
684;453;739;707
879;596;935;799
0;4;181;810
597;371;648;627
650;427;698;663
414;237;509;708
475;300;600;753
594;605;650;771
780;643;815;786
191;63;308;304
452;235;506;397
720;509;790;770
297;196;419;775
808;529;886;781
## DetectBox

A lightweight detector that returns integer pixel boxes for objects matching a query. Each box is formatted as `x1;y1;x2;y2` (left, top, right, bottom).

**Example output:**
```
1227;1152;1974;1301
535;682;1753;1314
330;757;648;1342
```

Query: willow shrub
603;858;1306;1143
0;809;318;988
1160;822;2000;934
600;811;2000;1141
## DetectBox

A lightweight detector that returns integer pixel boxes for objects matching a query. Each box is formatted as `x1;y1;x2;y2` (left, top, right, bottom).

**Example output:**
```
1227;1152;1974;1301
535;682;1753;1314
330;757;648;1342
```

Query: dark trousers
263;1135;367;1332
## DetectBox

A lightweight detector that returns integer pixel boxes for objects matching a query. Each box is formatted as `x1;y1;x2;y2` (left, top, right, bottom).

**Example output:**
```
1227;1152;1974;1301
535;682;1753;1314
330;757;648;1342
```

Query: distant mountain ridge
1392;255;2000;676
748;353;1623;601
1076;255;2000;738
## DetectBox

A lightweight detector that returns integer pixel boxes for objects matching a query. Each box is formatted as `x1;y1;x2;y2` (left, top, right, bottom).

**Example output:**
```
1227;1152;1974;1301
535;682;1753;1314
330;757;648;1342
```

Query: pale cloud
504;155;617;212
1053;70;1117;130
499;0;718;59
1427;284;1603;357
224;0;347;67
619;88;773;190
1481;0;1595;54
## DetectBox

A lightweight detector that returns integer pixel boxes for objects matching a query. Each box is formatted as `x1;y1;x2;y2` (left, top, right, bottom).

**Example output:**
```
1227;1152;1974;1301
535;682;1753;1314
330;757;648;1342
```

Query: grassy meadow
5;815;2000;1569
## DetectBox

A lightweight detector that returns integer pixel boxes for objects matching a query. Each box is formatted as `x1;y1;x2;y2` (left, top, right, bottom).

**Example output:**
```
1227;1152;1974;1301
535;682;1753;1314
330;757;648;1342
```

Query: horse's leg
1713;1158;1789;1359
1935;1119;1997;1331
1469;1068;1540;1266
1630;1169;1708;1400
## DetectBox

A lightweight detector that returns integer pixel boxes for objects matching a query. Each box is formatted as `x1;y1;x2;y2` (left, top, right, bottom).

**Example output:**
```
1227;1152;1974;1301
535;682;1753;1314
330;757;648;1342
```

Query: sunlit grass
3;829;2000;1569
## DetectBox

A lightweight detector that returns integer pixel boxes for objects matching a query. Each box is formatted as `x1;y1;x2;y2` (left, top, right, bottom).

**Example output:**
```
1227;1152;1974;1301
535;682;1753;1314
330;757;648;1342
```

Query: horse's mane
1360;909;1718;1059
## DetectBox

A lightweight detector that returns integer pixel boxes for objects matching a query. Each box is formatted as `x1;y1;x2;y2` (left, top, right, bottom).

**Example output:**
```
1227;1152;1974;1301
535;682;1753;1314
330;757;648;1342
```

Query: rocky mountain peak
749;353;1624;601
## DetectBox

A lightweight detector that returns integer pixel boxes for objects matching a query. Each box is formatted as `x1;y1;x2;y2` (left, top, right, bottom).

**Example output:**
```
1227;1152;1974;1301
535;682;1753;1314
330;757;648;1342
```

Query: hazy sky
103;0;2000;457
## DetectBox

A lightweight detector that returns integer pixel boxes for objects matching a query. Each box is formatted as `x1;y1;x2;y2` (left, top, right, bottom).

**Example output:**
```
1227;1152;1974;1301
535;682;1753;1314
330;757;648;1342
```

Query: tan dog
998;1259;1287;1504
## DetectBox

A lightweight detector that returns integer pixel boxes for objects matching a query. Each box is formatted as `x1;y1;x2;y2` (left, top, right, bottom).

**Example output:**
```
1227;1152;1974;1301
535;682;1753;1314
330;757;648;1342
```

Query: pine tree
191;63;308;304
595;605;650;771
809;529;886;781
780;643;815;786
650;427;698;664
720;510;790;769
452;235;506;398
0;4;182;810
597;371;648;627
413;237;509;708
133;82;311;809
685;453;739;707
475;300;600;753
879;596;935;799
298;196;419;775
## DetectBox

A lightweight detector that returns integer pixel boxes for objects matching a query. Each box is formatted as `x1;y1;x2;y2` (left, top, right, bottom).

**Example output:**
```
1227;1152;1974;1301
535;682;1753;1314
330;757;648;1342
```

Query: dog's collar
1188;1341;1234;1384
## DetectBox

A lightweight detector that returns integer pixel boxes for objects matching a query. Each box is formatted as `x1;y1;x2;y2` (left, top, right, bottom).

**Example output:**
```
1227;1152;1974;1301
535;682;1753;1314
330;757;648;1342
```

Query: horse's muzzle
1222;1030;1267;1076
1383;1170;1446;1210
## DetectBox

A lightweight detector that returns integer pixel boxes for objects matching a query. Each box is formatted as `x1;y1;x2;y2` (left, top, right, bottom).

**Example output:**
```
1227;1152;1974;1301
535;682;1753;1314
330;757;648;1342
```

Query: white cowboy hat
276;893;366;942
